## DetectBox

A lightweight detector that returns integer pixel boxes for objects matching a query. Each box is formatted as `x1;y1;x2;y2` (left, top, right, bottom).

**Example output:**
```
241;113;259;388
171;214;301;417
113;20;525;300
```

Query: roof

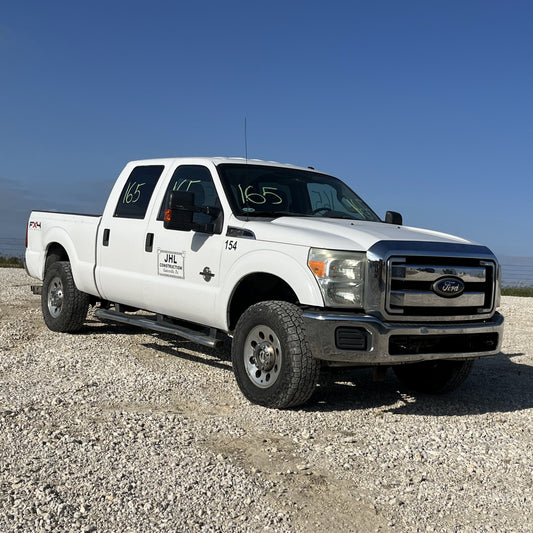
125;157;317;172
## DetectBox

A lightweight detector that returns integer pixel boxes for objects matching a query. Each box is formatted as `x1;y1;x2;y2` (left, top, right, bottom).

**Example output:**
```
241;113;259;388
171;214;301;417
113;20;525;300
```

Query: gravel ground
1;267;532;532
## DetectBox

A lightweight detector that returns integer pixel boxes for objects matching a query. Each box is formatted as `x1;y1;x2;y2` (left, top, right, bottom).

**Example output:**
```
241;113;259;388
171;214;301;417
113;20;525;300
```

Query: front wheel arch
228;273;298;331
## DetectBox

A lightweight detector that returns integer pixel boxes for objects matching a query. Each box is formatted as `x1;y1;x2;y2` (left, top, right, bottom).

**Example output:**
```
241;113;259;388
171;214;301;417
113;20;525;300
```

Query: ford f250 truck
25;157;503;408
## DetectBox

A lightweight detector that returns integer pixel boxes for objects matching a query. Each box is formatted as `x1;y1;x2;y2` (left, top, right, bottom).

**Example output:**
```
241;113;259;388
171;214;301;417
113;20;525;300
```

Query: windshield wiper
243;211;300;219
301;210;358;220
327;214;359;220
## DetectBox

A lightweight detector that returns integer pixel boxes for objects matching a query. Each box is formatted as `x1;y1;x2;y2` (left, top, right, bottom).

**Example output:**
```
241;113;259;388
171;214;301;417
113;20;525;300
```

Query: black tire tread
232;301;319;409
42;261;90;333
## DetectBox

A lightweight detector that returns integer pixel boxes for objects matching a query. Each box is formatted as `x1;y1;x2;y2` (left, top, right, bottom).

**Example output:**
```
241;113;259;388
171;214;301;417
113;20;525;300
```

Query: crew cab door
141;164;225;327
96;163;167;307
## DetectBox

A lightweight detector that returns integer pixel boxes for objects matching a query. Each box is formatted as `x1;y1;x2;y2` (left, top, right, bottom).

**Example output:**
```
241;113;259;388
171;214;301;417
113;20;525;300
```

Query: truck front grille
386;256;497;319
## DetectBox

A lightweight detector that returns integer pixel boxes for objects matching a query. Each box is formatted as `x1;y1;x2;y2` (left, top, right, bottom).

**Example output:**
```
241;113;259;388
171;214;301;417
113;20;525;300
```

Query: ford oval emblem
432;277;465;298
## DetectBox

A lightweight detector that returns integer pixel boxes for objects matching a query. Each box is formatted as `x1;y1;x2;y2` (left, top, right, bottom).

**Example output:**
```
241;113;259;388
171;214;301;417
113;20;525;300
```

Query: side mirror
385;211;403;225
164;191;220;233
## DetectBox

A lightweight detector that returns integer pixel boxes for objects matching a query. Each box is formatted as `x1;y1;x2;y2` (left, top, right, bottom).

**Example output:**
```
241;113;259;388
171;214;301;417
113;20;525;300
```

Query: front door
141;164;225;328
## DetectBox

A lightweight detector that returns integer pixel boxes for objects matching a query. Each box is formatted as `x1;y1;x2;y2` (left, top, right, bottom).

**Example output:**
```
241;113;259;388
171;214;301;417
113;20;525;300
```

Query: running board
94;308;222;349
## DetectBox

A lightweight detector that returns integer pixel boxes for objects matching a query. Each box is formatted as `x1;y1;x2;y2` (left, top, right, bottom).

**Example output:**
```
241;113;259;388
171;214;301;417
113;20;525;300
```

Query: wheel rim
244;325;282;389
47;276;64;318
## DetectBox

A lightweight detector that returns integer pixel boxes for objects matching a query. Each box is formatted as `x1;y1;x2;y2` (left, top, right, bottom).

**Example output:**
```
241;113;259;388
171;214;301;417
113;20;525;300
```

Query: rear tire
231;301;319;409
393;359;474;394
42;261;90;332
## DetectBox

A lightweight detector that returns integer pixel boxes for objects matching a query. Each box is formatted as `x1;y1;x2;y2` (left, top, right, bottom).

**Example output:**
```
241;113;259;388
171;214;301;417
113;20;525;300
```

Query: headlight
308;248;366;308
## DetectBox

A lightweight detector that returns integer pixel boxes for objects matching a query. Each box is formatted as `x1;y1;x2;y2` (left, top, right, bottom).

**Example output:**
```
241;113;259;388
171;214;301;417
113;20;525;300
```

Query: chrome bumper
302;310;504;365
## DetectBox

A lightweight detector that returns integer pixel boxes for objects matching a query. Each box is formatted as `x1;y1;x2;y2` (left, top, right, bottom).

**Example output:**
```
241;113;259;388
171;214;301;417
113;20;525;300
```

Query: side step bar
94;308;223;349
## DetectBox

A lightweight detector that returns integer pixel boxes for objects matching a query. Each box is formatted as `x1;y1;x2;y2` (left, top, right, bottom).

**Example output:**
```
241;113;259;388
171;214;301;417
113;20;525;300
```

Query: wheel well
45;243;69;273
43;244;98;306
228;273;298;331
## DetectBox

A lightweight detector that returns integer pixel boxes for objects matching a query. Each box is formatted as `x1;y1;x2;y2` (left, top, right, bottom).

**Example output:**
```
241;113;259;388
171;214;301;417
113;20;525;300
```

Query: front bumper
302;310;504;365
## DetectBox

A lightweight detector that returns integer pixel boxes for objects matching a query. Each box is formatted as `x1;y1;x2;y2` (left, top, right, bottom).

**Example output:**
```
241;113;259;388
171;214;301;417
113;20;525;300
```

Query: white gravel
1;267;532;532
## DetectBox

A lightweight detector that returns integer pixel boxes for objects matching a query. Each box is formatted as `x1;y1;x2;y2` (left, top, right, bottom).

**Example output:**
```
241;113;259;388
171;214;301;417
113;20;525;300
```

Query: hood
238;216;474;251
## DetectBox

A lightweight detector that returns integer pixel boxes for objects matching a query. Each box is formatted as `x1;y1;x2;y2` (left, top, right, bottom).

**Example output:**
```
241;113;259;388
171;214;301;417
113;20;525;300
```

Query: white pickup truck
25;157;503;408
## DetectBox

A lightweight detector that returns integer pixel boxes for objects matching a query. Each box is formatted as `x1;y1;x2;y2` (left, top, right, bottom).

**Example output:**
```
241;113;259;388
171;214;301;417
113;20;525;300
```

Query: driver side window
157;165;220;225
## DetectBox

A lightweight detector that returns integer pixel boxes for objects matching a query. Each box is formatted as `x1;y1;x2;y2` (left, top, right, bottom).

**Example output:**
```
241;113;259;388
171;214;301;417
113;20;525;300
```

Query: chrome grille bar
391;265;486;283
390;290;486;308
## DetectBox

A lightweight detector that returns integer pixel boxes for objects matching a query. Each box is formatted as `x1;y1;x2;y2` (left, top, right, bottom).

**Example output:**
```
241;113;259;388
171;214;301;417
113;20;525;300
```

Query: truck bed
25;210;102;297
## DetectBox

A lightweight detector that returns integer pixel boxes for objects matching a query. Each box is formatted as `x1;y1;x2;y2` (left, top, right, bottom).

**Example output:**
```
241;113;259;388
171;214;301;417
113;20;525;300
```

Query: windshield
216;163;381;221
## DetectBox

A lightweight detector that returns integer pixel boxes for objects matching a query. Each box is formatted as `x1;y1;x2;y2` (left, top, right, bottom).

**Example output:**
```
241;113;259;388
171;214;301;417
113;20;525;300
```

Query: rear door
96;163;167;307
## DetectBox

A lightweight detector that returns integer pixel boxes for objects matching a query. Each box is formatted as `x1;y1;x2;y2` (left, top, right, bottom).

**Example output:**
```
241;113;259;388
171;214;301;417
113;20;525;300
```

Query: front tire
393;359;475;394
231;301;319;409
42;261;90;332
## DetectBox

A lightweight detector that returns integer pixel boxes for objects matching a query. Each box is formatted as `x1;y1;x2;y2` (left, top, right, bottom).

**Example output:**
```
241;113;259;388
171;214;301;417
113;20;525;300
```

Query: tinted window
157;165;220;224
114;165;164;219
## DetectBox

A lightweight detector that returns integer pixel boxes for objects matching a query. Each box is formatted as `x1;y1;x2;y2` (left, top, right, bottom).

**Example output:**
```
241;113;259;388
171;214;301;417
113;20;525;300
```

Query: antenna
244;117;248;162
244;117;250;220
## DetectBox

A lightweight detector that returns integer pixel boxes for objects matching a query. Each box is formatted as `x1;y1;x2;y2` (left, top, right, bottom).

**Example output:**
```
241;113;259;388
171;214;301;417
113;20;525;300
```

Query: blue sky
1;0;532;258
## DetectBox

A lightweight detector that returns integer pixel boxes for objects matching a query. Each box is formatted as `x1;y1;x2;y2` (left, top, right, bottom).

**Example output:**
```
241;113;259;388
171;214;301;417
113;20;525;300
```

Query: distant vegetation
502;286;533;297
0;255;23;268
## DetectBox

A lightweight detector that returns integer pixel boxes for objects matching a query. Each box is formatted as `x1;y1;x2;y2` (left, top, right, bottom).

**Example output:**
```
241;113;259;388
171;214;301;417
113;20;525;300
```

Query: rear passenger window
114;165;164;219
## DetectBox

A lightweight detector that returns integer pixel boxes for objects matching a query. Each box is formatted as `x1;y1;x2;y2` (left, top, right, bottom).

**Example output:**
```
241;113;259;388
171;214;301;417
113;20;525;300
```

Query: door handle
103;228;110;246
145;233;154;252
